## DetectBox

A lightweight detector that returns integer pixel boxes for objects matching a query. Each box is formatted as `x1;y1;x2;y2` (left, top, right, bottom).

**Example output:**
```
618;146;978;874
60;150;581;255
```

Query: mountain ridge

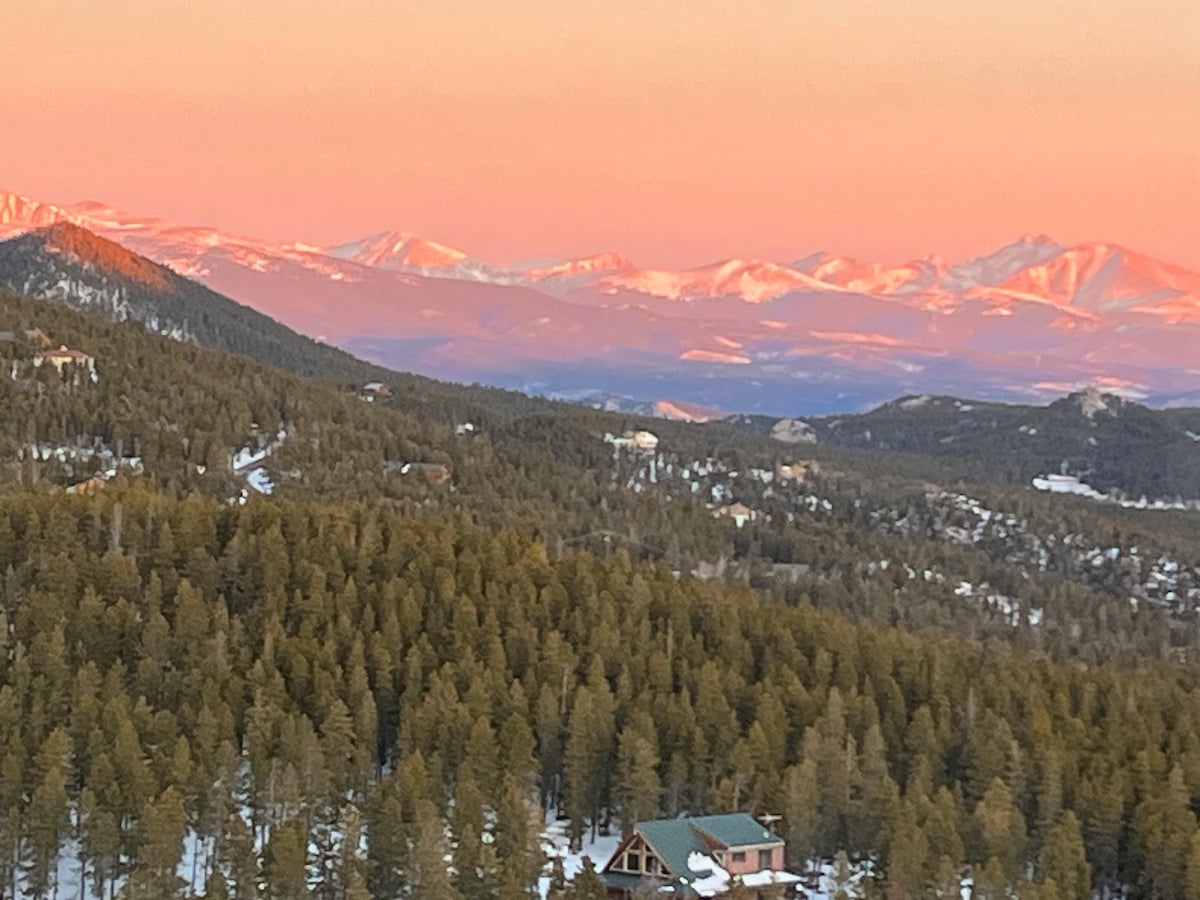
4;188;1195;305
2;188;1199;415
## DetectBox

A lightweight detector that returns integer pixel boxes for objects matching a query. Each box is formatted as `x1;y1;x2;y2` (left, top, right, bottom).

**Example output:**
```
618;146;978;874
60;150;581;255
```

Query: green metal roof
636;819;712;879
689;813;782;848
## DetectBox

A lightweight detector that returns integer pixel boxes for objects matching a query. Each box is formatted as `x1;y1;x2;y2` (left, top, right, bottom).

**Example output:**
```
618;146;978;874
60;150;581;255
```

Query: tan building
34;345;96;374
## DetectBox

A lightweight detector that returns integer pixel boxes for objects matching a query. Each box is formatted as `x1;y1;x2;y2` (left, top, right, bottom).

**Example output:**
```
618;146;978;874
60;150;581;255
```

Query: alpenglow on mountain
2;188;1199;415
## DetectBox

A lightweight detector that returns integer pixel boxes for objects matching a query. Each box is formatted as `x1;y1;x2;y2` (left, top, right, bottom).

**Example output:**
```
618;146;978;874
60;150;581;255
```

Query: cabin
34;345;96;374
604;430;660;454
631;430;659;452
600;813;799;898
714;502;758;528
389;462;452;485
65;476;106;496
776;461;818;483
358;382;391;401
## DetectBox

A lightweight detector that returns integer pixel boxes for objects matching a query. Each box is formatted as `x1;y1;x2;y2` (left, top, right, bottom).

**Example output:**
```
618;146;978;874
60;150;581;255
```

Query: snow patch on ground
898;394;932;409
1033;474;1200;511
246;467;275;494
232;427;288;503
538;816;622;897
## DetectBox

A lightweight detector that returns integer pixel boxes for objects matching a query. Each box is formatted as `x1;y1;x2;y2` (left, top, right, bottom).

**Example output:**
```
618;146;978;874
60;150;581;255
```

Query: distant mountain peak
0;190;65;232
329;230;472;270
945;234;1067;289
3;187;1200;414
525;251;633;281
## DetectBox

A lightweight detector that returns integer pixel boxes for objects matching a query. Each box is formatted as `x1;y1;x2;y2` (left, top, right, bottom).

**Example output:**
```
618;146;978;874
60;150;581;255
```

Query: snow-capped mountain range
2;188;1199;415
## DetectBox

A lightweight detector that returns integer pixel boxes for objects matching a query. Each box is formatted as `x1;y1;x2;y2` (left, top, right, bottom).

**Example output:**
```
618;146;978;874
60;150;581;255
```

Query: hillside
0;222;406;384
0;222;586;426
4;282;1200;669
750;390;1200;501
2;281;1200;897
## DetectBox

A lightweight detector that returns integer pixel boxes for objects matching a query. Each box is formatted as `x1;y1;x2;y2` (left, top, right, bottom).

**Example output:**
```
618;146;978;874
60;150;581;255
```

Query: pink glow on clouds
3;0;1198;268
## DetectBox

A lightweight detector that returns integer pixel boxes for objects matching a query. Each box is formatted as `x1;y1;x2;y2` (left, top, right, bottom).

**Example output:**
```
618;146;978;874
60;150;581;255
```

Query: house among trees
34;344;96;374
358;381;391;401
65;475;106;495
604;430;660;454
389;461;452;485
714;502;759;528
600;813;801;897
776;461;818;483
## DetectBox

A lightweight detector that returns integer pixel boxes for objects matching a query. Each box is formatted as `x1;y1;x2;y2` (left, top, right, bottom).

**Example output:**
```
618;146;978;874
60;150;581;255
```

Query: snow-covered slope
1;188;1198;415
328;230;506;282
793;251;946;296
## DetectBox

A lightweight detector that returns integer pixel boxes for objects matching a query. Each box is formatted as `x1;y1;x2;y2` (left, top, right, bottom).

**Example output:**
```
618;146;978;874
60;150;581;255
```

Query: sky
4;0;1198;268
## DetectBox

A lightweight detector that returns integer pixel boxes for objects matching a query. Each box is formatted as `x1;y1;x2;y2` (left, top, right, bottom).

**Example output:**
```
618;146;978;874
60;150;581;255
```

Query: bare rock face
771;418;817;444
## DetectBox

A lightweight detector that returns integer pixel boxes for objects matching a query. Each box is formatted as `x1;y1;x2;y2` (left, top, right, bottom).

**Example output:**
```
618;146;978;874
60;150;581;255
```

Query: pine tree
783;759;819;870
23;727;71;899
972;778;1027;884
221;812;260;900
493;773;545;900
125;787;188;899
564;683;613;848
264;817;309;900
1185;830;1200;900
970;857;1009;900
921;787;964;877
79;786;121;900
1133;764;1198;900
614;716;661;830
567;858;608;900
852;723;899;855
1040;812;1090;900
408;799;463;900
886;796;928;898
451;776;492;900
802;688;856;855
927;854;961;898
366;778;408;899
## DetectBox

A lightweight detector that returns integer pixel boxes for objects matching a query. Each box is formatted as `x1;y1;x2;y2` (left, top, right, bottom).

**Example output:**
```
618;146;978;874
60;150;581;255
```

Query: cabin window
731;851;746;863
758;849;773;869
626;852;641;872
646;855;660;875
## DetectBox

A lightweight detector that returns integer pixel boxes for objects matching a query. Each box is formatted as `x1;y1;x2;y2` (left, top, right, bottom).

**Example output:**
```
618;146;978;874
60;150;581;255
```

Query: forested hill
4;283;1200;672
0;222;438;386
0;286;453;498
736;391;1200;500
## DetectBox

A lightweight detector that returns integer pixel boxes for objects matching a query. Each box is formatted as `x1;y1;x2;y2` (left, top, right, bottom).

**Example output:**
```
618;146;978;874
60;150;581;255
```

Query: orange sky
5;0;1198;268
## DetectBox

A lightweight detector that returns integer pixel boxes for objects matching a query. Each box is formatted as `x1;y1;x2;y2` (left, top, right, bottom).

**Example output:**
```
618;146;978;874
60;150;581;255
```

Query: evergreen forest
1;282;1200;899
